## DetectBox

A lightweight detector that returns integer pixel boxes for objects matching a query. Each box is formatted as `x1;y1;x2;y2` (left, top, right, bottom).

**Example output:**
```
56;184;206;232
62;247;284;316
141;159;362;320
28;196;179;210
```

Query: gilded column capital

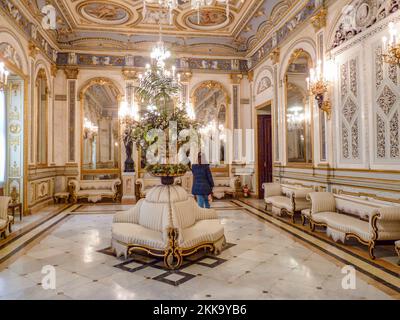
64;67;79;80
268;48;280;65
28;41;39;58
311;8;327;32
230;73;243;84
247;70;254;82
178;71;192;83
51;64;58;77
122;68;137;81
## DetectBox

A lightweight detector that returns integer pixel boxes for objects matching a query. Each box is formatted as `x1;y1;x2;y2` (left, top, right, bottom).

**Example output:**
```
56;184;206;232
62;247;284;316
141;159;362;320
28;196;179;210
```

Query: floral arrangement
122;65;200;178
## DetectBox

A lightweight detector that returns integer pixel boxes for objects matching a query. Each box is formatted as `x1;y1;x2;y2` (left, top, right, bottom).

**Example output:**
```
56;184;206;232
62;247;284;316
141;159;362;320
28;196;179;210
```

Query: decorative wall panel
6;79;24;203
373;43;400;162
339;58;361;161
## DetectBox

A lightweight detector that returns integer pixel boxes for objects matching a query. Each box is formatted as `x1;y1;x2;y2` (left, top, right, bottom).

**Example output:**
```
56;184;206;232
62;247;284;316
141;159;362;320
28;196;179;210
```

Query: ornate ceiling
19;0;299;57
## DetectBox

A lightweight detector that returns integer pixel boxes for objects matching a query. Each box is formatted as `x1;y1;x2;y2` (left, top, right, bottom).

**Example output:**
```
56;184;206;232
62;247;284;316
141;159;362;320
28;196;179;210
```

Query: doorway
257;114;272;199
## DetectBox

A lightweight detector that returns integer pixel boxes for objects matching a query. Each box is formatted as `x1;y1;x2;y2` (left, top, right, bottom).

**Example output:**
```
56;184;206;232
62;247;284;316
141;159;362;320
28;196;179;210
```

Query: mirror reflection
82;83;120;171
193;82;228;164
285;50;312;163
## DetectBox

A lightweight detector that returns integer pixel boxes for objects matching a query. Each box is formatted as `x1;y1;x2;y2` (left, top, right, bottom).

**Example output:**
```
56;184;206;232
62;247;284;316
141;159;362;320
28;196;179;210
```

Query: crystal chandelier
83;118;98;139
0;62;9;91
150;30;171;69
382;22;400;66
143;0;178;24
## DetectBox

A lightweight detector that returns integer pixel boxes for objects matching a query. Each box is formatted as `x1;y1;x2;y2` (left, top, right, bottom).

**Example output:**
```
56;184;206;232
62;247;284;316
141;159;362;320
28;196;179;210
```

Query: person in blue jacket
191;152;214;208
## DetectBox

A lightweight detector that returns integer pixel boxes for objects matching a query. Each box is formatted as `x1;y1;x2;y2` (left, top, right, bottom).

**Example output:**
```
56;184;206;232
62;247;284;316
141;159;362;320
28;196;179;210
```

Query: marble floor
0;201;398;300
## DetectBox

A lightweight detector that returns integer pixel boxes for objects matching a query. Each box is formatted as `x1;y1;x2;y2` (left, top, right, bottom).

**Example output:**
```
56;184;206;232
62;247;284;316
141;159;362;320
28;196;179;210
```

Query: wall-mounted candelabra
307;60;334;120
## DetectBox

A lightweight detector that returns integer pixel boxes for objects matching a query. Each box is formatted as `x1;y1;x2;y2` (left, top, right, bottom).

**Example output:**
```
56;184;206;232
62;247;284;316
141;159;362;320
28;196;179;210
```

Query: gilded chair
0;196;12;238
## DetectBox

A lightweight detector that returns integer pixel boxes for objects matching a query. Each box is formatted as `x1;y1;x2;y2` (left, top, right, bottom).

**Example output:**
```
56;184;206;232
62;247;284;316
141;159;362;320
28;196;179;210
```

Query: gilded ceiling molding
248;0;322;70
246;0;299;52
0;0;58;63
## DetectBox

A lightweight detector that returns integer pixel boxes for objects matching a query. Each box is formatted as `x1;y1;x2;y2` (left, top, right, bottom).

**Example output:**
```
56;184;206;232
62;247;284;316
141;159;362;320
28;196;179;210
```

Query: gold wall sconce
307;60;334;120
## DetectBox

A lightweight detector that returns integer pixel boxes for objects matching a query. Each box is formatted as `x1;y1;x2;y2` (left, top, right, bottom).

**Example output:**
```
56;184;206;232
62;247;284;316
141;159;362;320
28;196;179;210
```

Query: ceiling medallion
143;0;230;25
185;7;231;30
143;0;179;25
80;2;130;25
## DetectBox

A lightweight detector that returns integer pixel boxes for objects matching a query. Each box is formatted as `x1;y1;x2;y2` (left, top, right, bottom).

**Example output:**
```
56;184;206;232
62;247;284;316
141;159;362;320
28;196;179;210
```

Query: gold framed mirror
191;80;230;176
80;78;122;179
285;49;313;164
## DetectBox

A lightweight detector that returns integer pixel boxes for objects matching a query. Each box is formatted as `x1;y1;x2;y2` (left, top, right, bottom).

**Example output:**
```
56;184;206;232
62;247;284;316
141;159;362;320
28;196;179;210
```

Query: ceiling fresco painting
17;0;295;55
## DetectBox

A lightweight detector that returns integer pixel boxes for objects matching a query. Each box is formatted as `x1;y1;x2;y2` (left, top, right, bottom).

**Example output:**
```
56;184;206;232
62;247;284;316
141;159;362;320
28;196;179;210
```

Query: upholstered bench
112;185;226;269
212;177;241;199
263;182;313;223
69;179;121;203
306;192;400;259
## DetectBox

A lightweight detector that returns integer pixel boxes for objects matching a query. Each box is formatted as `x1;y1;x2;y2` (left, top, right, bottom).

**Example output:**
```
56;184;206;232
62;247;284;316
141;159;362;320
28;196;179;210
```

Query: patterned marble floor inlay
98;244;234;286
0;202;398;300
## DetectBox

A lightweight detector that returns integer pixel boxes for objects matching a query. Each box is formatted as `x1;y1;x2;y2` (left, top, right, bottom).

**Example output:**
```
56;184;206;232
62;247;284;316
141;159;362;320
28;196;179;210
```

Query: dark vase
161;176;174;185
124;140;135;173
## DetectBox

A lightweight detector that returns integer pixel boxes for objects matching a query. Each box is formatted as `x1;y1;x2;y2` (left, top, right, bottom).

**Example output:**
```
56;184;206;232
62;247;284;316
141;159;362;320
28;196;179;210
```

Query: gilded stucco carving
374;43;400;161
340;59;361;160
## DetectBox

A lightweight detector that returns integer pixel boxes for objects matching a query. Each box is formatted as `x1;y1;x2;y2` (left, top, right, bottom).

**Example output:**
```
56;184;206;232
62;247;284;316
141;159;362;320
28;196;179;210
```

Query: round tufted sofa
111;185;226;269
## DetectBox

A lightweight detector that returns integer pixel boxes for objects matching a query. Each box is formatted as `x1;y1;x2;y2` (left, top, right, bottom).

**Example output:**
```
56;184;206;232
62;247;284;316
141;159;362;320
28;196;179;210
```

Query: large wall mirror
191;81;229;175
285;49;312;164
81;80;120;179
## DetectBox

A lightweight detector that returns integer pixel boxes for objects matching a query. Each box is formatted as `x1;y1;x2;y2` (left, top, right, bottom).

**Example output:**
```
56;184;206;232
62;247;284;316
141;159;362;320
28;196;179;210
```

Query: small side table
8;202;22;222
54;192;70;204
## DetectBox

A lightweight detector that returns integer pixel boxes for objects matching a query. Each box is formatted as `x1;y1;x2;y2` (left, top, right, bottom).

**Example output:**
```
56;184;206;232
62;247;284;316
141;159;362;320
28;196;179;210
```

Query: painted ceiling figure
86;5;119;20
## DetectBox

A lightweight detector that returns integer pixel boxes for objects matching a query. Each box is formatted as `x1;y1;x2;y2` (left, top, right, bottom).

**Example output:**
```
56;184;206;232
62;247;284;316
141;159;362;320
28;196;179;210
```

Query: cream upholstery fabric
395;241;400;256
264;183;312;215
195;206;218;221
308;192;400;243
146;185;188;203
113;202;142;224
0;196;10;221
111;185;225;259
265;196;292;211
263;183;282;199
0;219;7;229
213;177;240;199
69;179;121;202
180;220;225;248
112;223;165;249
136;177;182;197
324;214;371;242
308;192;336;214
173;199;196;229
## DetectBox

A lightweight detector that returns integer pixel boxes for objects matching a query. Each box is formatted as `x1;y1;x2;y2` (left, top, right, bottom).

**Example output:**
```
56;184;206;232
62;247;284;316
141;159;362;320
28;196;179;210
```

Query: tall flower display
122;63;200;183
